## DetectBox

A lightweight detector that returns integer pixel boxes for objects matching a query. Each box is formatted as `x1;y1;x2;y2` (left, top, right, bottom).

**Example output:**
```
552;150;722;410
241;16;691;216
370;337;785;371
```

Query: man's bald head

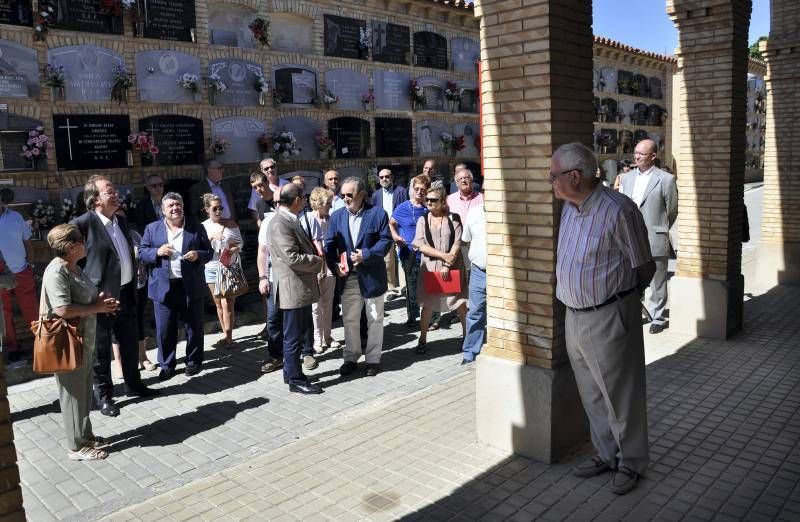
633;139;657;171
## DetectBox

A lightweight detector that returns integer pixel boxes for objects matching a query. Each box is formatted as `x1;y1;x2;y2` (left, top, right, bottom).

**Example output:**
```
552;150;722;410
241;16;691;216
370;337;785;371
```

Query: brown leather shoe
260;358;283;373
573;455;614;478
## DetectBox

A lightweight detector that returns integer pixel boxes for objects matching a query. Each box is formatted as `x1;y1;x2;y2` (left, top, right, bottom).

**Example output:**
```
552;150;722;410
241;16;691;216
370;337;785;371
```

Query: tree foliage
749;36;767;59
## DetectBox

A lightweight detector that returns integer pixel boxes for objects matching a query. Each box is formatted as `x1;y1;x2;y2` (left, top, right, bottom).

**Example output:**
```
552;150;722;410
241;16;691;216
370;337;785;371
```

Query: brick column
756;0;800;286
473;0;591;463
666;0;751;339
0;361;24;519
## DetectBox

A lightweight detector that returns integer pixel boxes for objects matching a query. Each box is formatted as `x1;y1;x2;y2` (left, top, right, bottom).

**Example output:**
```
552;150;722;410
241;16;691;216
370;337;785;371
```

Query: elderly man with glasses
371;169;407;300
551;142;655;495
248;158;287;223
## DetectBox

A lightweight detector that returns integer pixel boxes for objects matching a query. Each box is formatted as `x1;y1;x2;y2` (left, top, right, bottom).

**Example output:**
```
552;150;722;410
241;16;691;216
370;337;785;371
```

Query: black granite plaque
0;0;32;26
53;114;130;171
372;22;409;65
323;14;366;60
142;0;196;42
138;115;204;166
328;117;369;159
377;163;411;188
274;66;317;105
413;32;448;70
375;118;412;158
54;0;122;35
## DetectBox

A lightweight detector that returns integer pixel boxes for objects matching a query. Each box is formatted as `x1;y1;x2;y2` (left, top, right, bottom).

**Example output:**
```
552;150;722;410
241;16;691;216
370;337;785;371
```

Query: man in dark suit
325;177;393;377
140;192;212;381
266;183;324;394
371;169;407;299
188;160;238;224
72;176;157;417
134;173;164;233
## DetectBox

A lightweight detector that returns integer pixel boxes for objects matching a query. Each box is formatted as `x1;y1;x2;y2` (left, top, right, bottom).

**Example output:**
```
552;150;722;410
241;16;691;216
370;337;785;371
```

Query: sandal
427;323;439;332
68;446;108;461
415;340;427;354
141;360;158;372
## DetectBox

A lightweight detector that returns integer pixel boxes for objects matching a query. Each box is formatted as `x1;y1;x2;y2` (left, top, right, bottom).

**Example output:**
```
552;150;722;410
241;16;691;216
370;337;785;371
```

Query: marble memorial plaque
273;65;317;105
324;14;366;60
48;45;124;103
210;59;263;106
455;80;477;113
374;70;411;111
599;67;617;93
338;165;366;180
55;0;122;35
418;77;445;111
136;50;200;103
372;21;410;65
281;171;322;190
416;120;450;156
0;0;32;26
377;163;411;187
450;38;479;73
208;7;256;48
618;100;635;125
328;117;370;159
53;114;130;171
271;13;314;54
211;117;267;165
453;122;480;158
617;70;634;95
272;117;320;161
138;115;204;166
375;118;412;158
142;0;196;42
413;32;448;70
325;68;369;111
0;114;43;170
0;40;39;98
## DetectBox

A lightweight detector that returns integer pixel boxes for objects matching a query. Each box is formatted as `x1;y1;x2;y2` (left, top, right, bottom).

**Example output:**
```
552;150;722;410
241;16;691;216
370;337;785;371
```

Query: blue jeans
462;265;487;361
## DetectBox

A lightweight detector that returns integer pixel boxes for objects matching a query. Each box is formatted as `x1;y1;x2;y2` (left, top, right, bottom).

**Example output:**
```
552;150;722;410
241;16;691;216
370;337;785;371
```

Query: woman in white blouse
201;193;243;347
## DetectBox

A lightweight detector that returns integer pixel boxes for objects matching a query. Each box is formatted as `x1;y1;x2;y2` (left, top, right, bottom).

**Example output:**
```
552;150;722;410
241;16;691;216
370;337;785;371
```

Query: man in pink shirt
446;166;483;224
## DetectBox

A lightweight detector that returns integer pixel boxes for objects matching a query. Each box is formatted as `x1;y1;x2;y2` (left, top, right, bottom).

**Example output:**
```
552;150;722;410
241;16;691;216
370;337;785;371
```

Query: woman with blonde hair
41;224;119;460
201;193;244;347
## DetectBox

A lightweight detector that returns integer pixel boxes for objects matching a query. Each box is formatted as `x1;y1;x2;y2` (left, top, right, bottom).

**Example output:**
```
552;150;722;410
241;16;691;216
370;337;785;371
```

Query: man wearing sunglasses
134;173;165;233
371;169;407;300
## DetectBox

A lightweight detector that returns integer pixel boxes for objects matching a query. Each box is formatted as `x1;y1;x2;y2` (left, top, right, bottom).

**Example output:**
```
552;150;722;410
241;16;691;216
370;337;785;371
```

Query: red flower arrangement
128;131;159;161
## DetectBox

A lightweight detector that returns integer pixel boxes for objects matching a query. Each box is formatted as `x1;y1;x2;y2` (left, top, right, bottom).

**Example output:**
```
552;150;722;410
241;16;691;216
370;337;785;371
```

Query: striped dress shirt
556;183;652;309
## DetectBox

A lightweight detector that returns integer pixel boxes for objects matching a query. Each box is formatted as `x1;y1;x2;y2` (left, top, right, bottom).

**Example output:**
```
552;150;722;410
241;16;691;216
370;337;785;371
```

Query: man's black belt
566;287;636;313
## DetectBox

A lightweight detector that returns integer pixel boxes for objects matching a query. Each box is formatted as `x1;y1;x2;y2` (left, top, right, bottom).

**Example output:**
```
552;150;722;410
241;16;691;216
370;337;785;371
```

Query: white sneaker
326;339;342;349
303;355;318;370
313;344;326;354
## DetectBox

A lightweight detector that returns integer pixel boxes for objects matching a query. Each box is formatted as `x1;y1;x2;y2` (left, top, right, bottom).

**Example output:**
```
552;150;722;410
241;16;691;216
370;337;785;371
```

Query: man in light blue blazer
621;139;678;334
325;177;393;377
140;192;212;380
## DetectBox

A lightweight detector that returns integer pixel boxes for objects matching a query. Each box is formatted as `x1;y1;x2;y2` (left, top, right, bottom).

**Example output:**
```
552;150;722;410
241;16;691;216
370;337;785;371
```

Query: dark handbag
30;288;83;374
215;253;249;298
423;270;462;295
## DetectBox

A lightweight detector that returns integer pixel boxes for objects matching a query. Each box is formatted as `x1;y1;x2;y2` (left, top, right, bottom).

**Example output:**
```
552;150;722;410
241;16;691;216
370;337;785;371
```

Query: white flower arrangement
32;199;56;230
60;198;77;223
254;74;269;93
272;130;302;160
440;132;454;152
176;73;199;93
209;73;227;93
359;27;372;50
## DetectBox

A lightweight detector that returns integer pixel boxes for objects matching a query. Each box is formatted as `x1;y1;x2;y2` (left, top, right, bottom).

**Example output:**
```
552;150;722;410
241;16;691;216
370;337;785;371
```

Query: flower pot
319;151;328;160
259;91;266;106
134;21;144;37
272;98;280;109
209;90;215;105
449;100;456;113
51;85;65;101
325;102;331;110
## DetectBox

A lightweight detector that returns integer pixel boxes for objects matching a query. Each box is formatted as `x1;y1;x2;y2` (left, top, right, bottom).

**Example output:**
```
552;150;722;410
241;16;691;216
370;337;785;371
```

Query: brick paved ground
12;284;800;521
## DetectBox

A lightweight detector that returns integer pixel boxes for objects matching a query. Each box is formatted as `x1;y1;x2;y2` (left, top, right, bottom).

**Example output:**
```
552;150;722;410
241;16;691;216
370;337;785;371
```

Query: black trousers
94;283;143;401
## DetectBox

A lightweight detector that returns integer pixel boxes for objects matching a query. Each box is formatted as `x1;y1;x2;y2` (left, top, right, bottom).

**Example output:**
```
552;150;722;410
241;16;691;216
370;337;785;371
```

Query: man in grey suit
266;183;325;394
621;139;678;334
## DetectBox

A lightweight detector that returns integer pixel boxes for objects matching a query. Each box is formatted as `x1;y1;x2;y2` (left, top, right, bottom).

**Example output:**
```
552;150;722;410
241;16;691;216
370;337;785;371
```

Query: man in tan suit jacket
266;183;324;394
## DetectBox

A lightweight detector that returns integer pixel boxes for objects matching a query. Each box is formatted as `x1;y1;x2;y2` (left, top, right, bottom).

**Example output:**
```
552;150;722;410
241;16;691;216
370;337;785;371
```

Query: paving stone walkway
11;284;800;521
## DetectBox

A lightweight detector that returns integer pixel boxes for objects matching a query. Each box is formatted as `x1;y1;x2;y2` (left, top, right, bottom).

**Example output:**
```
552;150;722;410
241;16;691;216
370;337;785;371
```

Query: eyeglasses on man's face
148;182;164;188
548;168;580;184
341;192;355;199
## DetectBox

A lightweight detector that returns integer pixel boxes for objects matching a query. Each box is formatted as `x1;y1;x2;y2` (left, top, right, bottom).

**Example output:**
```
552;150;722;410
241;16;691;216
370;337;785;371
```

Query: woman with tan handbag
412;181;468;354
41;224;119;460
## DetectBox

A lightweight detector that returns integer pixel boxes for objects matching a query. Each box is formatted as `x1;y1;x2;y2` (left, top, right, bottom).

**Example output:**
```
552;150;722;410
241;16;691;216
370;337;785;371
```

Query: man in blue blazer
140;192;212;381
371;169;407;299
325;177;393;377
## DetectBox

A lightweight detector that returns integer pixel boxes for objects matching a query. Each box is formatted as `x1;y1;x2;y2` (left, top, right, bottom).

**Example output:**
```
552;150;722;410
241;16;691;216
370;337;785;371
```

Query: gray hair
342;176;366;195
206;159;223;170
427;180;447;203
162;192;184;207
455;168;474;182
552;142;598;180
83;174;109;209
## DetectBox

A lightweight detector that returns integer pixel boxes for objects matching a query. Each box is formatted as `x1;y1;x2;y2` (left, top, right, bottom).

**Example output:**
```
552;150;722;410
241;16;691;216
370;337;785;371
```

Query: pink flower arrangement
128;131;159;161
315;131;334;153
20;126;50;159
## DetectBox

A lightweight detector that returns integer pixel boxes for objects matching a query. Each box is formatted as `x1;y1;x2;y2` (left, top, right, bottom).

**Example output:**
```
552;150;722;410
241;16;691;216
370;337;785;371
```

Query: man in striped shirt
551;142;655;495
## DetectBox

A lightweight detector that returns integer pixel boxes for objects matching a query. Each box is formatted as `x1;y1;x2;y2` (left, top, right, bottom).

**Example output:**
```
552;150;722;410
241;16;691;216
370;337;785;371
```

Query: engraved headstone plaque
271;13;314;54
374;70;411;111
0;0;32;26
418;77;445;112
142;0;196;42
273;65;317;105
54;0;122;35
450;37;479;73
328;117;370;159
375;118;412;158
135;50;200;103
323;14;366;60
453;122;480;158
416;120;450;156
272;117;320;161
371;21;409;65
0;40;39;98
138;115;204;166
47;45;124;103
413;32;447;70
211;117;267;165
210;59;263;106
281;170;322;190
53;114;131;171
208;6;256;48
325;68;369;111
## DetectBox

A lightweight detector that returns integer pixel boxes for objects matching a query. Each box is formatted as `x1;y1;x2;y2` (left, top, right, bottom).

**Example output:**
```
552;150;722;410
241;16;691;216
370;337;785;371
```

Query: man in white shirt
189;160;238;225
460;202;487;365
257;200;284;373
324;170;345;212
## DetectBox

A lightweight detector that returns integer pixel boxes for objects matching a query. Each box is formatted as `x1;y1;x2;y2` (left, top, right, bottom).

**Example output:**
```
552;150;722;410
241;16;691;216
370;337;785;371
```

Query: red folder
422;270;461;295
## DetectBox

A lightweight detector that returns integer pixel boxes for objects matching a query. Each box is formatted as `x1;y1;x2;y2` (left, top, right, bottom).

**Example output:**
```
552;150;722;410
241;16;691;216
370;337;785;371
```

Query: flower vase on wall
259;91;266;106
134;22;144;37
51;86;65;101
209;89;215;105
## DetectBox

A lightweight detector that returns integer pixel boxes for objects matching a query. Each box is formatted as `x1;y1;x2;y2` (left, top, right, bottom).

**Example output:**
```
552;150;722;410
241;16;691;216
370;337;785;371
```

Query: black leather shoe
259;326;270;341
289;382;323;394
364;364;380;377
339;361;357;376
611;466;639;495
99;400;120;417
460;359;474;366
185;365;201;377
158;368;175;382
649;323;665;334
126;386;159;397
573;455;614;478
